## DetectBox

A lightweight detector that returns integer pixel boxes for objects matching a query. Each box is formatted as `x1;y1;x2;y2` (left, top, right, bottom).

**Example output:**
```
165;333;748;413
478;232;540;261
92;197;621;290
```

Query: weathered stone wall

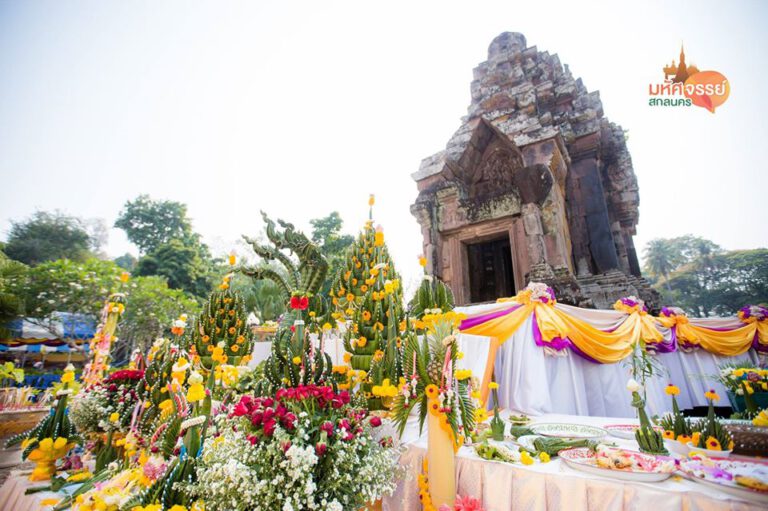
412;32;658;309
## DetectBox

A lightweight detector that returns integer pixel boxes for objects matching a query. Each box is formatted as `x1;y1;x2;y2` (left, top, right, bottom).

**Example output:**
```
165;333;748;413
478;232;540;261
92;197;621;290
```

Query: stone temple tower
410;32;658;309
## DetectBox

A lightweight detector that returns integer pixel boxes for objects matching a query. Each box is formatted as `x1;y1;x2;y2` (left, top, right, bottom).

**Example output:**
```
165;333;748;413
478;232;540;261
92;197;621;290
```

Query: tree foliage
134;239;212;298
5;211;92;265
114;195;195;254
3;257;199;357
664;249;768;317
643;235;767;317
309;211;354;295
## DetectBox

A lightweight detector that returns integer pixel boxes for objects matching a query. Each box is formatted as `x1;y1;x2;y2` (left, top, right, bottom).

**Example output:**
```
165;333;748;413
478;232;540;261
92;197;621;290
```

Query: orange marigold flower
425;384;439;399
362;311;371;321
663;430;674;440
231;344;239;352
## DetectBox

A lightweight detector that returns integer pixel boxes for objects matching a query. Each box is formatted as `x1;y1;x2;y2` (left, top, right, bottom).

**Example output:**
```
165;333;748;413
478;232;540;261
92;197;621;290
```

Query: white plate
559;447;673;482
604;423;663;440
530;423;607;440
680;457;768;504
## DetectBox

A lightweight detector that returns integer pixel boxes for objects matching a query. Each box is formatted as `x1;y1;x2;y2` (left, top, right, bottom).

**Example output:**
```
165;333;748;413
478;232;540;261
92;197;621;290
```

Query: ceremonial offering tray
559;446;675;482
530;423;607;440
508;414;531;426
604;423;662;440
679;455;768;504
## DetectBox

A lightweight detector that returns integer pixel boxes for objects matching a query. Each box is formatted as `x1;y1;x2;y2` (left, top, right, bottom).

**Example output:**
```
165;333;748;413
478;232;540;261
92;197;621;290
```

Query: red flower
320;421;334;436
369;416;382;428
263;418;277;437
289;295;310;310
315;442;327;456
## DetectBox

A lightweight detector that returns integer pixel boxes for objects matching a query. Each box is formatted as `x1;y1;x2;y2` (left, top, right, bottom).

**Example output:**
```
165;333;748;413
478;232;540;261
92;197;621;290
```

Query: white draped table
383;412;766;511
455;303;762;418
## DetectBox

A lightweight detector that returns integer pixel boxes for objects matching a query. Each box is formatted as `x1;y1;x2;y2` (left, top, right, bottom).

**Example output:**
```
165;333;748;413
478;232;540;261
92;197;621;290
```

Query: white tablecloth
382;412;766;511
454;303;761;418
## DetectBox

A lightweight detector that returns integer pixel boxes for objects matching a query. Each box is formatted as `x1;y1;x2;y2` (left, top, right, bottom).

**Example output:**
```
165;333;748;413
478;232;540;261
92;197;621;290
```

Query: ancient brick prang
411;32;658;309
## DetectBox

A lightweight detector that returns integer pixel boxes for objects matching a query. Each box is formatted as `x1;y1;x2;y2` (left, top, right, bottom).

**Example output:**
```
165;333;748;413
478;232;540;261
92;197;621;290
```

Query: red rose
289;296;301;309
299;296;309;310
315;442;327;456
369;416;382;427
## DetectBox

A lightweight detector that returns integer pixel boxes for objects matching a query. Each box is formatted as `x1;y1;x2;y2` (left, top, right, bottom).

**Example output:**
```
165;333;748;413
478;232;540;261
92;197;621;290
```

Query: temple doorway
466;236;515;303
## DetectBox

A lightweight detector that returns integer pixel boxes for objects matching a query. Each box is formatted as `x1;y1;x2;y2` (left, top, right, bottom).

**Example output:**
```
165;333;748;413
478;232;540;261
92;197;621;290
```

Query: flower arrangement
70;369;145;438
626;378;668;455
658;383;693;444
418;459;486;511
332;201;406;410
392;310;475;449
7;364;80;480
82;293;126;387
690;390;734;452
184;384;401;510
613;296;648;314
717;364;768;395
737;305;768;322
522;282;557;304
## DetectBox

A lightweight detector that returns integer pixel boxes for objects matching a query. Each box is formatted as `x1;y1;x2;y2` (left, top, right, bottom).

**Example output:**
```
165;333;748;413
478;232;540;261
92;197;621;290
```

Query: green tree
114;195;195;254
114;253;138;271
5;211;92;265
114;276;200;361
665;249;768;317
0;251;26;336
134;239;212;298
310;211;354;294
643;235;722;292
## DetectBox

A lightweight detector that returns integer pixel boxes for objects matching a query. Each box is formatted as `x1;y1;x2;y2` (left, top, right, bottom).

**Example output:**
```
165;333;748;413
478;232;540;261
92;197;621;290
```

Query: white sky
1;0;766;293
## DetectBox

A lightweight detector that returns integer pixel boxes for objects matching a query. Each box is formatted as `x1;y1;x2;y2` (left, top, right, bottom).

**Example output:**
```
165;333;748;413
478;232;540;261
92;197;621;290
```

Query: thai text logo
648;45;729;113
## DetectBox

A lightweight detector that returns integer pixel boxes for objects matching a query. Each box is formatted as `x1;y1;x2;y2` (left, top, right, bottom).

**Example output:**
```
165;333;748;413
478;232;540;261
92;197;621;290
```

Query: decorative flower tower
331;196;405;409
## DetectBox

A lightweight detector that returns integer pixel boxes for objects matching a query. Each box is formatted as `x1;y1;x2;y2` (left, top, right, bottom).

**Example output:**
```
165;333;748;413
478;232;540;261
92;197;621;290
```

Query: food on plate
508;414;531;425
681;454;768;494
592;445;675;473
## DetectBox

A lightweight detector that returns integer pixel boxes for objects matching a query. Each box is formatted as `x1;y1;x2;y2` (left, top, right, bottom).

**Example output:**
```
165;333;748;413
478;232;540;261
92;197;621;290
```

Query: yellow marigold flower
343;352;352;363
663;430;674;440
419;255;427;267
373;350;385;361
705;436;722;451
539;452;550;463
230;344;239;352
322;322;332;331
159;399;173;413
753;409;768;427
704;389;720;402
292;356;302;365
520;451;534;465
362;311;372;321
61;371;74;383
374;231;384;247
489;382;499;390
677;434;691;444
228;327;236;335
665;384;680;396
425;384;439;399
345;308;354;316
361;284;369;293
357;336;367;348
186;383;206;403
455;369;472;381
374;322;384;331
110;412;120;423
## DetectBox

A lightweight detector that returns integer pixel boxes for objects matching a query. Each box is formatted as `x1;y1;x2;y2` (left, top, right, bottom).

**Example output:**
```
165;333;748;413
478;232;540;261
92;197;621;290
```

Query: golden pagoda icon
663;44;700;83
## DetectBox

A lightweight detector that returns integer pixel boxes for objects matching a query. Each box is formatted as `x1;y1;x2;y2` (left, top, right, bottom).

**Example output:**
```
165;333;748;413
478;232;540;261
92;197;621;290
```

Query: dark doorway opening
467;237;515;303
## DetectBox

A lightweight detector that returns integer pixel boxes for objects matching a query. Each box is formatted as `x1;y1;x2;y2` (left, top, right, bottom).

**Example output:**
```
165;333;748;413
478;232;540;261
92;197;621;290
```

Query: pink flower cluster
105;369;145;382
232;395;298;439
231;385;384;456
276;384;351;409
